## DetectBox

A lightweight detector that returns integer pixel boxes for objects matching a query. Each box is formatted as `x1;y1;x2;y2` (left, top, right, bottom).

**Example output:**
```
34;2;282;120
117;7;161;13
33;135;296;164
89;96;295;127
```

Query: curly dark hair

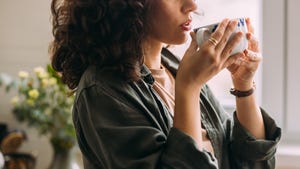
50;0;151;89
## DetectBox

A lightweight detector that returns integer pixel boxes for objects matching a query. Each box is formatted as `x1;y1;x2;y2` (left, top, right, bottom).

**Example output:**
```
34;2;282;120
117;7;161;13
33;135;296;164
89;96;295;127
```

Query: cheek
147;4;188;44
149;21;189;45
148;13;171;38
148;2;174;35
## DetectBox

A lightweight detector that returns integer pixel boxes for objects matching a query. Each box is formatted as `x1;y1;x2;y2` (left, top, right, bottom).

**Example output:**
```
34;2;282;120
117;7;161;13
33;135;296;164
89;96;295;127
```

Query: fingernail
237;31;243;38
230;20;238;26
224;18;230;23
246;33;251;40
246;17;250;23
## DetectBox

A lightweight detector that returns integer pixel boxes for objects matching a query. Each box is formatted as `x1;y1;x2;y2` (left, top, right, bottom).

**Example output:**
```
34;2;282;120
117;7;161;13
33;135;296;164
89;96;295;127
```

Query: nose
182;0;198;13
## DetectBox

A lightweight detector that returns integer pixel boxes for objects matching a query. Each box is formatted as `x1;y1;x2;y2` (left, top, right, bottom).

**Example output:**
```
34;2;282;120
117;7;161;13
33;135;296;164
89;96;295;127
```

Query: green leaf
2;64;76;147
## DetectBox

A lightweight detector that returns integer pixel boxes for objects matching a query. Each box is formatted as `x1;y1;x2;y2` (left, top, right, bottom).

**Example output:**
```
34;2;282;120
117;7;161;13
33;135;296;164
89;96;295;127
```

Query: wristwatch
230;82;256;97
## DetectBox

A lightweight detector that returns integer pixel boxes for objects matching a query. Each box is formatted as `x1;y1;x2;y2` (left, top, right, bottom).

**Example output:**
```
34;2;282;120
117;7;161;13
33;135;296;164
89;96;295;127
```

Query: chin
164;33;189;45
174;37;189;45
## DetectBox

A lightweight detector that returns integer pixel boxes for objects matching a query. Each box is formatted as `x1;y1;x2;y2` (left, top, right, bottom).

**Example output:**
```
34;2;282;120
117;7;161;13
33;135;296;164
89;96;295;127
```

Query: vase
48;145;83;169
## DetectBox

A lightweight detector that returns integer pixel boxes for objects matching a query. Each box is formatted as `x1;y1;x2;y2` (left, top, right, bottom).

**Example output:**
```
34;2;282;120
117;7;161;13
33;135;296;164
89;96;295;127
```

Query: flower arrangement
0;64;76;153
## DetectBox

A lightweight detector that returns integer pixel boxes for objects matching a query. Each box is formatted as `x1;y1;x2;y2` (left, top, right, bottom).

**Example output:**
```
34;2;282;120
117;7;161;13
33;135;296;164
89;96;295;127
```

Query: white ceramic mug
195;18;248;55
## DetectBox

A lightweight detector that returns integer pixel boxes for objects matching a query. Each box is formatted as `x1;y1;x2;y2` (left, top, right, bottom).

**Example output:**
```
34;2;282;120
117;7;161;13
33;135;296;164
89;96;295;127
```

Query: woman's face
147;0;198;45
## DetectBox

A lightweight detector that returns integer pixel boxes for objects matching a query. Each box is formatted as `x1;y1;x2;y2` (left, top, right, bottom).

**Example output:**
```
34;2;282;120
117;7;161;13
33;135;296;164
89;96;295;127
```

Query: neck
143;39;164;69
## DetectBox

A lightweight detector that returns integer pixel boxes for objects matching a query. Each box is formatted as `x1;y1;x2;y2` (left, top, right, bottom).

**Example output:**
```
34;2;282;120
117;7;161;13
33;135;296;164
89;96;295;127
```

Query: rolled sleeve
161;127;218;169
230;108;281;161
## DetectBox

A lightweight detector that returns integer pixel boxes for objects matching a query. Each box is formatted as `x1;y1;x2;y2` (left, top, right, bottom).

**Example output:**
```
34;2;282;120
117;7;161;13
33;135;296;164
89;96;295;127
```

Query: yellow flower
39;72;49;79
28;89;39;99
49;77;57;86
18;71;29;79
11;96;19;106
34;67;45;75
34;67;49;79
41;79;49;87
26;99;34;106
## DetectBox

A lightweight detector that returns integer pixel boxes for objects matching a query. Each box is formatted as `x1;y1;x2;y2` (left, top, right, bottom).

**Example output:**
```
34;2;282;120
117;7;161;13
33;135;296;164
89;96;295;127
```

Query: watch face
0;151;4;169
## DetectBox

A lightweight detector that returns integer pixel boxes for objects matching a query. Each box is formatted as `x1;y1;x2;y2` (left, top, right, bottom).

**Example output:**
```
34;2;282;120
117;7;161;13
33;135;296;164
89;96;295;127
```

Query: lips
181;19;192;31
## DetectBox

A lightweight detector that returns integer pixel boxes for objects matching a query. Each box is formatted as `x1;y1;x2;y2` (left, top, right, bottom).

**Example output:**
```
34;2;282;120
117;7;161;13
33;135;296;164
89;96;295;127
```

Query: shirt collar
141;64;155;85
141;47;180;85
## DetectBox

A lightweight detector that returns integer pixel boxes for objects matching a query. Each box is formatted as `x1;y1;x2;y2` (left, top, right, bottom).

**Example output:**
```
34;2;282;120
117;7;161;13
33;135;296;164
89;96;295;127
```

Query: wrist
230;82;256;97
232;79;254;91
175;80;202;97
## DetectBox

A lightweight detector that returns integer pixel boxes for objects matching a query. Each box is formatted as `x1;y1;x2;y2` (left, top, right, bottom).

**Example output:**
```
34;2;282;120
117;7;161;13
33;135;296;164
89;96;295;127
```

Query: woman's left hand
227;18;262;90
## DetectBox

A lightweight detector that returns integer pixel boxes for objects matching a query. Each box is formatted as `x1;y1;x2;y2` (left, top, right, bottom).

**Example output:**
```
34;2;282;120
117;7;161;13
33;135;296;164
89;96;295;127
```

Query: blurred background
0;0;299;169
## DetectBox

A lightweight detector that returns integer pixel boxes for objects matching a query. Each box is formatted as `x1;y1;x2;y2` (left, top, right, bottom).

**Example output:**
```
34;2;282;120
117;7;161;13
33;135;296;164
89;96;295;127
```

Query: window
262;1;300;168
262;0;300;142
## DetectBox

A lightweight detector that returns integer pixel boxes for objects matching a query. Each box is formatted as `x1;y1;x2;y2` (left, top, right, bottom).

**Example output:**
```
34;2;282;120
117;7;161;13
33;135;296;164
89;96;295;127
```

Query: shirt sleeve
230;109;281;168
202;84;282;169
161;128;218;168
73;85;219;169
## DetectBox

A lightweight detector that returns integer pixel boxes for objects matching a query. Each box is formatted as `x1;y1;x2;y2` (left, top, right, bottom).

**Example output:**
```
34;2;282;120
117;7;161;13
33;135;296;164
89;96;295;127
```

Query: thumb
225;52;244;69
186;31;199;53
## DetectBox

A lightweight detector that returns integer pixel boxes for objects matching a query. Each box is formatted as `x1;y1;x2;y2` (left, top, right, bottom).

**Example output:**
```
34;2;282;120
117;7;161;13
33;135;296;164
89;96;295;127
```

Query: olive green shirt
73;48;281;169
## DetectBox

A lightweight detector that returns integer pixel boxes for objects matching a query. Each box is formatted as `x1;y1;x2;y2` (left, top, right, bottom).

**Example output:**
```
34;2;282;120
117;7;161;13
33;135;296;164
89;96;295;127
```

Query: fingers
246;32;260;52
207;37;218;46
245;18;261;52
209;18;230;44
246;17;254;34
185;31;199;54
215;20;238;52
190;31;199;50
221;31;243;58
224;52;244;69
204;19;242;57
226;49;262;69
244;49;262;62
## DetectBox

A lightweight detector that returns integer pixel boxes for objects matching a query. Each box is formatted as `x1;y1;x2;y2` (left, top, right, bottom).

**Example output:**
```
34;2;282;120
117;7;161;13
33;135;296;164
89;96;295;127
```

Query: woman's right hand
175;19;245;92
174;19;246;148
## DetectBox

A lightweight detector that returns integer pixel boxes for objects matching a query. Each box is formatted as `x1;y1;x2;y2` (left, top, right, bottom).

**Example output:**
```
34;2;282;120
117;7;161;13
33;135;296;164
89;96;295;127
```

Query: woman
50;0;281;168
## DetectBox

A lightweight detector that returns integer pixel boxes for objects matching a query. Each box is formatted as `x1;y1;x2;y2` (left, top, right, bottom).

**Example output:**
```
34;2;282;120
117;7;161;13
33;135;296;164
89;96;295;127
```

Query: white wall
262;0;300;168
0;1;52;168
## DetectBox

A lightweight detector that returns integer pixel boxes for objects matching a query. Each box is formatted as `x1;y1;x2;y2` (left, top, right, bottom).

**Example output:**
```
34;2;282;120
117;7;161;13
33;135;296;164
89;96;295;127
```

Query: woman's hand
174;19;247;147
225;19;265;140
176;19;244;91
227;18;262;90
